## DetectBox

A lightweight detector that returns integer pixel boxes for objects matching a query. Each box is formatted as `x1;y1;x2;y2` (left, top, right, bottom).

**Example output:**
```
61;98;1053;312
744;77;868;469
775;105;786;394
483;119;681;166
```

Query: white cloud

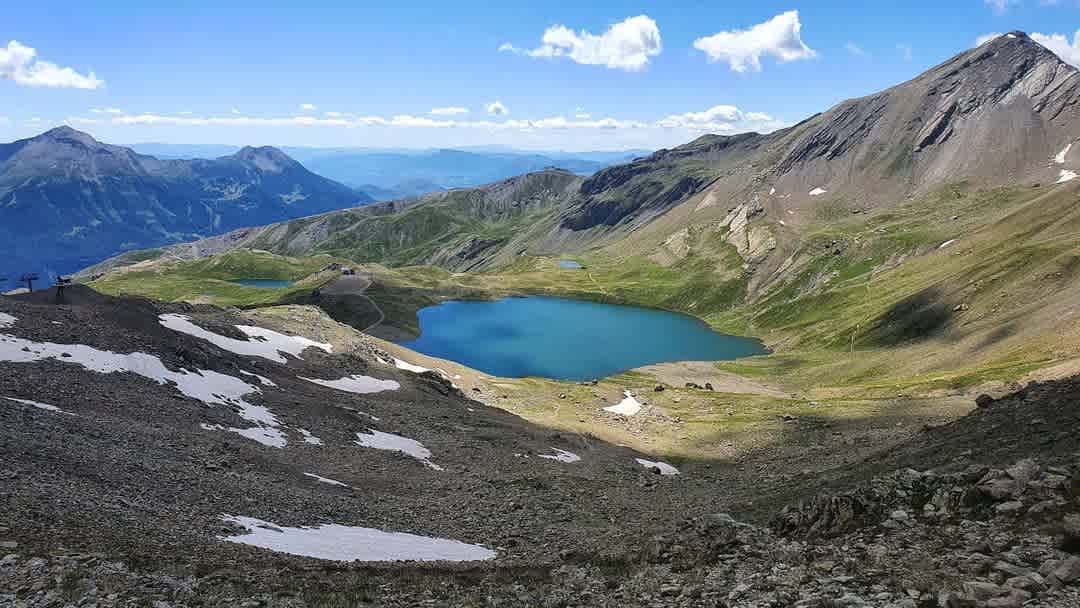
231;108;241;115
430;106;469;116
500;15;662;71
657;105;785;133
0;40;104;89
90;107;124;114
1032;30;1080;67
300;103;317;111
976;33;1004;46
985;0;1019;14
0;116;8;124
575;112;592;119
693;11;816;73
27;117;41;123
844;42;867;57
486;100;509;116
66;116;102;125
897;43;913;61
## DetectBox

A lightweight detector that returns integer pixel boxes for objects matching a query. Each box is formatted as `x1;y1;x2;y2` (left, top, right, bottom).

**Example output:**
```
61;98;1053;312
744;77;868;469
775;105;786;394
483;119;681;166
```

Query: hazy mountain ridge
0;127;371;285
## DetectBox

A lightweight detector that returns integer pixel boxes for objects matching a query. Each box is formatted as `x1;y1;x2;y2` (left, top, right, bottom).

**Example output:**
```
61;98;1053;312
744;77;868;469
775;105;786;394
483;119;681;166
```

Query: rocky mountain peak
36;126;102;148
229;145;298;173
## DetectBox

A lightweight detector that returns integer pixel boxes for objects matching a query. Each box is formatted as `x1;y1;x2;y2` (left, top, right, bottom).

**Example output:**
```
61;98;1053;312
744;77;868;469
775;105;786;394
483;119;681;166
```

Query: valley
4;27;1080;608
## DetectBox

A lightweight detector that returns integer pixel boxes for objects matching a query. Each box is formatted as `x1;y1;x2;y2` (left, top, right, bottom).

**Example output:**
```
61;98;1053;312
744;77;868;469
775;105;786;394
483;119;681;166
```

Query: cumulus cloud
300;103;317;111
430;106;469;116
693;11;816;73
1032;30;1080;67
486;100;509;116
230;108;241;115
90;107;124;114
0;40;103;89
657;105;786;133
976;33;1004;46
500;15;661;71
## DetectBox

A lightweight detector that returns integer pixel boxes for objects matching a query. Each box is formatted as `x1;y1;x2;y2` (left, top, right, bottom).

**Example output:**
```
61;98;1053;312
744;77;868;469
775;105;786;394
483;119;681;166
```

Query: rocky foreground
3;454;1080;607
1;287;1079;606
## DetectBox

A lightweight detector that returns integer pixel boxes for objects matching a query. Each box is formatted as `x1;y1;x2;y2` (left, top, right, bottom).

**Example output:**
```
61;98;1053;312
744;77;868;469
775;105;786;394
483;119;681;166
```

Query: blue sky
3;0;1080;150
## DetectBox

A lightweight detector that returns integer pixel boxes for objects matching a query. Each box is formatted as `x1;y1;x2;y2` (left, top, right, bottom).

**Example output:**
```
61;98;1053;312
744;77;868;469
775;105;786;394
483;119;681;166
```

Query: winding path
320;274;385;334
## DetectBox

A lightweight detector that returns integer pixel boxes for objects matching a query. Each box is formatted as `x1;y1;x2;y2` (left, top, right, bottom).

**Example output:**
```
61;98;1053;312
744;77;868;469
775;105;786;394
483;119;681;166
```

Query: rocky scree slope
3;350;1080;606
0;285;713;572
0;127;370;282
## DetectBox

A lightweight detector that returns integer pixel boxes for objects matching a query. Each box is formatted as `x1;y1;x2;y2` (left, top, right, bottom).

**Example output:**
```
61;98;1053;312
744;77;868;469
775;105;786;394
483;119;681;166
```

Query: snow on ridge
355;429;443;470
3;396;73;415
301;374;400;394
0;333;287;448
1058;169;1078;184
808;187;827;196
635;458;680;476
296;428;324;445
603;390;643;416
159;314;331;364
304;472;348;487
0;313;16;329
538;448;581;463
394;358;430;374
1055;142;1073;164
938;239;958;249
219;514;495;562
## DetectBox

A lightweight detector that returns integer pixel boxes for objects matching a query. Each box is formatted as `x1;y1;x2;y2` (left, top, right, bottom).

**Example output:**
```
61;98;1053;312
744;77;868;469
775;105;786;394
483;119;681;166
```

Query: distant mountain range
0;127;370;287
129;143;648;199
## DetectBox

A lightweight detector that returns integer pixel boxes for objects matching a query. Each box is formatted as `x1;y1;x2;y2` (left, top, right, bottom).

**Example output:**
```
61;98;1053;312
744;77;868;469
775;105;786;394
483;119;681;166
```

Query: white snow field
603;391;643;416
808;187;827;196
301;374;400;394
3;396;72;415
0;313;16;329
0;333;288;447
303;473;349;487
355;429;443;470
219;515;496;562
538;448;581;463
635;458;680;476
159;314;332;363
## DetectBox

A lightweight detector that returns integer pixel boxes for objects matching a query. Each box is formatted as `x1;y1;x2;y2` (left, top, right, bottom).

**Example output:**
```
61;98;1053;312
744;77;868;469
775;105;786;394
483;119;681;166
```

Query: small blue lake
558;260;583;269
397;296;767;381
231;279;295;289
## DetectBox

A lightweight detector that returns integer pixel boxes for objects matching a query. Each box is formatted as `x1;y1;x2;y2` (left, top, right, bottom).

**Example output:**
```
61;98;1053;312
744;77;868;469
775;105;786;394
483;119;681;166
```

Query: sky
4;0;1080;151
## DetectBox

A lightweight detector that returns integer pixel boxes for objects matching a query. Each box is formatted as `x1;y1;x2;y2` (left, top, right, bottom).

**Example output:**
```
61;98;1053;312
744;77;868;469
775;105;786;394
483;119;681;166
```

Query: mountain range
130;142;645;199
110;33;1080;282
0;127;371;286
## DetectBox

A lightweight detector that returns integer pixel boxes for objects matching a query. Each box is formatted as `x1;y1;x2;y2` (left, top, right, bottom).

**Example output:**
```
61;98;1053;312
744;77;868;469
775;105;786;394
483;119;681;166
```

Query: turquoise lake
558;260;583;269
398;296;767;381
231;279;295;289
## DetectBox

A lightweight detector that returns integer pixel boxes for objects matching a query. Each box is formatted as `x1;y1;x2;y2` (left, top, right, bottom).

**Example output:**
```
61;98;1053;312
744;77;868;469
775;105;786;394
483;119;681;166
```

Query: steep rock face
0;128;369;282
559;33;1080;238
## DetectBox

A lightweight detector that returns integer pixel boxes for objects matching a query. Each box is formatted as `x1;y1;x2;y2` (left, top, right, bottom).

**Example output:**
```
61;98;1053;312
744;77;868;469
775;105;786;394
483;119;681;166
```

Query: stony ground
1;287;1079;606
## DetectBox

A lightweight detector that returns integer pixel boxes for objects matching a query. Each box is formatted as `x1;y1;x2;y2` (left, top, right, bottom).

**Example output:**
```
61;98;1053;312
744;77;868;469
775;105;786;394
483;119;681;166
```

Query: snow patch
1058;169;1078;184
355;429;443;470
304;473;348;487
603;391;643;416
938;239;957;249
219;515;495;562
0;333;286;447
394;358;430;374
3;396;72;415
538;448;581;463
769;187;776;195
296;428;323;445
808;187;827;196
1055;142;1073;164
159;314;331;363
200;423;287;448
301;374;400;394
0;313;15;329
635;458;680;476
